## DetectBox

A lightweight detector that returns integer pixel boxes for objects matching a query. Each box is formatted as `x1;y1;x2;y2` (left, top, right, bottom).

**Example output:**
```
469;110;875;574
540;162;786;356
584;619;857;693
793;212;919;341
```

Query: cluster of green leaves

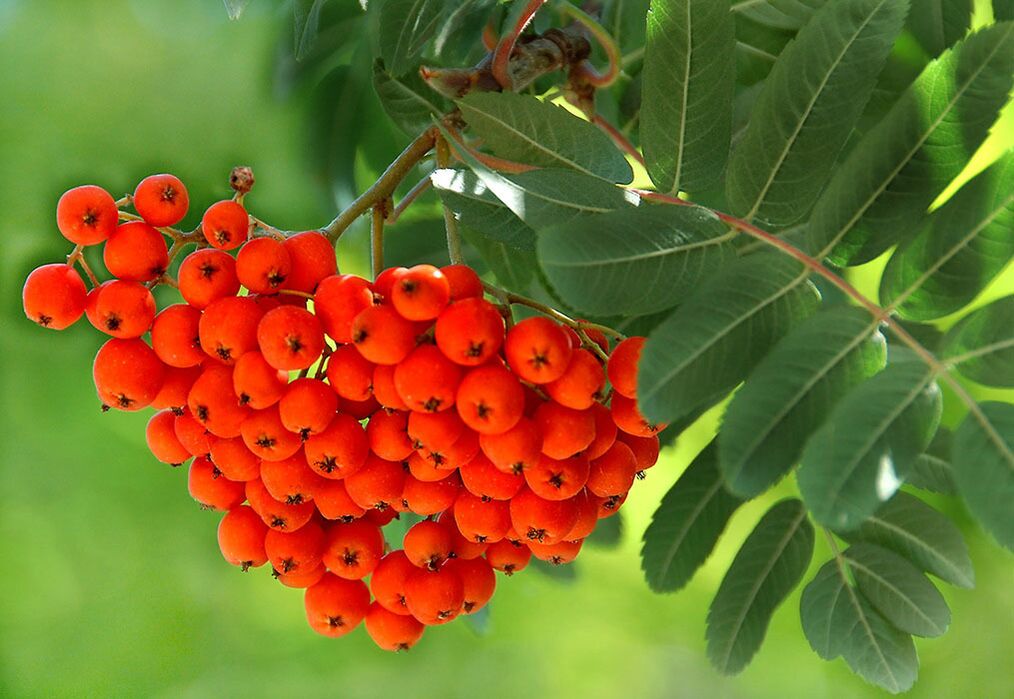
247;0;1012;692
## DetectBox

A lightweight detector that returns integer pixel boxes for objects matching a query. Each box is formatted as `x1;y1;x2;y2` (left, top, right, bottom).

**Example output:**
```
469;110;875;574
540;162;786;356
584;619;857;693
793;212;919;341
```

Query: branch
321;128;437;242
436;134;465;265
559;0;621;88
491;0;549;89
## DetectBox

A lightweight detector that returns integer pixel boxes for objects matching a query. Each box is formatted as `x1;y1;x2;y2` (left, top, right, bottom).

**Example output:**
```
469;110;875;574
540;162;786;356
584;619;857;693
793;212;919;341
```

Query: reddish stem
492;0;549;89
593;115;644;166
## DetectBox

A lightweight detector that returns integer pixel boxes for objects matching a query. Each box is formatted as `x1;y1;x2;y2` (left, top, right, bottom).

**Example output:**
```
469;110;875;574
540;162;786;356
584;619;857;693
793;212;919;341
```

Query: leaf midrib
652;475;726;590
863;512;972;587
545;231;736;268
670;0;693;194
845;554;944;633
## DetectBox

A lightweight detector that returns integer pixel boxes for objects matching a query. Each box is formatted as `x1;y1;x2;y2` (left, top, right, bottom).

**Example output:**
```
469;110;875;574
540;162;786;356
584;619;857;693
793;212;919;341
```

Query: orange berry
534;401;596;459
460;453;524;500
217;505;268;570
23;263;88;330
394;344;462;413
407;409;464;453
370;551;416;616
236;237;292;294
103;221;169;282
528;538;583;565
174;409;214;457
322;519;385;580
146;409;191;465
93;337;165;411
341;395;381;420
151;304;204;368
246;477;316;531
391;264;450;320
509;487;580;545
56;184;118;245
444;518;490;559
485;539;531;575
401;473;461;516
201;200;249;250
618;432;661;471
265;519;325;574
455;363;525;435
188;456;245;510
372;364;409;410
544;348;605;410
151;365;201;412
404;566;464;625
406;451;453;483
304;573;370;637
403;520;455;570
525;453;590;500
446;557;496;613
283;232;337;294
611;393;665;437
86;280;157;339
326;344;375;402
188;363;250;438
479;416;543;475
210;436;261;481
585;402;618;460
313;478;366;522
133;173;188;226
259;450;320;503
304;413;369;479
276;562;326;589
178;248;240;309
587;441;637;497
373;266;408;298
505;316;573;384
453;492;511;543
440;264;483;300
563;489;599;540
278;377;337;439
351;304;417;365
344;454;407;511
199;295;265;364
435;298;505;366
607;336;644;398
257;305;324;371
365;602;425;651
233;351;288;409
314;274;373;344
424;428;479;472
367;410;414;462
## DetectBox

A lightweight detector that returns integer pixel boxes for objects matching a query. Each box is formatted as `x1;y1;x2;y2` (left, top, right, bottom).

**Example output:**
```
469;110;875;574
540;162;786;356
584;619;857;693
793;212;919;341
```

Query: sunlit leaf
431;168;536;250
941;295;1014;387
907;0;972;57
952;401;1014;549
732;0;827;30
907;429;958;494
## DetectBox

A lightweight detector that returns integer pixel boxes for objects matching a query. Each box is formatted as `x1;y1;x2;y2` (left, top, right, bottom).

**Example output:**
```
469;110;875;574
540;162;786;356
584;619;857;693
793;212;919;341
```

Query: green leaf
431;169;536;250
844;542;951;637
706;498;814;674
641;0;735;193
459;226;536;294
801;559;919;692
720;306;888;498
880;151;1014;321
735;14;795;86
809;23;1014;265
797;360;942;531
456;93;633;183
952;401;1014;549
908;430;958;494
537;204;737;317
372;59;448;136
587;511;623;548
998;0;1014;21
907;0;972;57
726;0;908;227
733;0;827;30
223;0;252;21
843;491;974;588
641;442;745;592
638;254;819;425
293;0;328;61
941;295;1014;387
378;0;443;76
604;0;653;53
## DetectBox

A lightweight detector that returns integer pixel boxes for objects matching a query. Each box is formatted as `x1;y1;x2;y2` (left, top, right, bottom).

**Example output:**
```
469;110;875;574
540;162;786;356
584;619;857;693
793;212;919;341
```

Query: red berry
93;338;165;411
236;237;292;294
326;345;375;402
344;454;407;511
265;519;325;574
367;410;414;462
370;551;416;616
314;274;373;344
587;441;637;497
210;436;261;481
188;363;250;438
394;344;462;413
365;602;425;651
509;487;580;545
23;263;87;329
313;479;366;522
453;492;511;543
103;221;169;282
524;453;590;500
133;173;189;227
178;248;240;309
440;264;483;300
241;406;303;462
403;520;455;570
460;453;524;500
611;393;665;437
246;477;316;531
544;348;605;410
404;565;465;625
479;416;543;475
322;520;386;580
351;304;417;365
528;538;583;565
445;557;495;613
304;413;369;479
534;401;596;459
435;298;505;366
278;377;337;439
86;280;157;339
188;456;245;510
151;304;204;368
505;317;573;384
201;200;249;250
233;351;288;409
56;185;118;245
198;295;264;364
391;264;450;321
257;305;324;371
217;505;269;570
456;363;525;435
151;365;201;412
607;336;645;399
485;539;531;575
146;409;191;465
304;573;370;637
283;232;337;294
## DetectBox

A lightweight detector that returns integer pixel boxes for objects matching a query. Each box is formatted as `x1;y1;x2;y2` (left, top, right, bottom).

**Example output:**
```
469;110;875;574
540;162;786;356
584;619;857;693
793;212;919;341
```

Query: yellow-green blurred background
1;2;1011;698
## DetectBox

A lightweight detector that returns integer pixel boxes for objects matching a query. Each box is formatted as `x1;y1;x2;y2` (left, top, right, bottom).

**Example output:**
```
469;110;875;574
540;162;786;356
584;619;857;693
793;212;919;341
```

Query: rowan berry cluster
22;174;663;651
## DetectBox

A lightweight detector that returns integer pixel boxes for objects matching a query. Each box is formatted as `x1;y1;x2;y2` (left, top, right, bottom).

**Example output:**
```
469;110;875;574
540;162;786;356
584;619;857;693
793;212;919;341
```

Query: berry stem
322;128;437;243
386;175;433;224
592;114;644;167
277;288;315;300
114;194;133;209
250;216;288;241
66;245;99;288
481;282;625;342
371;203;386;279
491;0;549;89
436;134;466;265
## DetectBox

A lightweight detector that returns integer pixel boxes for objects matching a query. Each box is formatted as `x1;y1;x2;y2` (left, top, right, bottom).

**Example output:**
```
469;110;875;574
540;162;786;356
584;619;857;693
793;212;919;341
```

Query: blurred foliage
0;1;1011;698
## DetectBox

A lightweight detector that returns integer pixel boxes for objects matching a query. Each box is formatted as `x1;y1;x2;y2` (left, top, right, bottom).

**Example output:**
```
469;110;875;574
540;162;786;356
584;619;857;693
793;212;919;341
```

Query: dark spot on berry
342;550;359;567
511;462;525;475
467;341;485;358
195;405;209;422
216;346;232;361
285;494;303;505
271;516;287;529
82;209;98;226
199;263;218;279
211;466;223;479
116;394;135;409
423;397;443;412
267;270;286;287
475;402;491;419
503;564;516;576
161;185;177;203
463;601;475;613
548;473;564;489
255;435;276;448
550;556;563;565
37;314;53;327
105;314;122;331
241;561;253;572
281;558;296;573
239;393;251;405
171;406;185;416
480;495;492;503
353;329;368;344
328;615;345;628
214;229;231;246
299;427;311;441
316;456;338;474
286;335;303;354
526;527;546;542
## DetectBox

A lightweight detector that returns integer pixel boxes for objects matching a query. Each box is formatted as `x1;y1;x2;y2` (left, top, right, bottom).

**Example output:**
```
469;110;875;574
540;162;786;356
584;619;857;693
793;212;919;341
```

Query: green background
1;2;1011;697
